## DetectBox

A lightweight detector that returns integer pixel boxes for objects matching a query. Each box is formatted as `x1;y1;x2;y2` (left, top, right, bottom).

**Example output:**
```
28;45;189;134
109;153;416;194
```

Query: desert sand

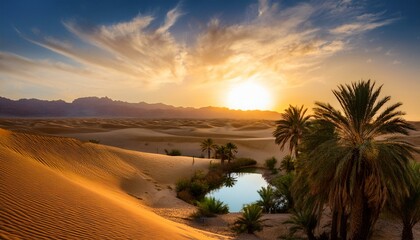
0;119;287;164
0;119;419;239
0;128;227;239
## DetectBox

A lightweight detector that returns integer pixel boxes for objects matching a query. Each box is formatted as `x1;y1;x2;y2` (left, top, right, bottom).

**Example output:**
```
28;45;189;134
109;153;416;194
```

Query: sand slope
0;128;223;239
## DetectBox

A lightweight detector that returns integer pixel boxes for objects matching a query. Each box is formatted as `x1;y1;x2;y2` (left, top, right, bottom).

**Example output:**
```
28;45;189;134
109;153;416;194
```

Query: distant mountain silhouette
0;96;281;119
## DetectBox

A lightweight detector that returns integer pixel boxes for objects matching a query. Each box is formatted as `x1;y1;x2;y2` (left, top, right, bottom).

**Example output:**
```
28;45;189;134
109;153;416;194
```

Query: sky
0;0;419;119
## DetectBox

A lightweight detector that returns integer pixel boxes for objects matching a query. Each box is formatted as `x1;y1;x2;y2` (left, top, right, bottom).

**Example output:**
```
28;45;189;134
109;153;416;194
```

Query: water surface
206;172;268;212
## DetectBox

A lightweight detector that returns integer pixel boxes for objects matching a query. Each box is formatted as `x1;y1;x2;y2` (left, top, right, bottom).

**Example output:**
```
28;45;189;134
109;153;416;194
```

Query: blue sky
1;0;419;119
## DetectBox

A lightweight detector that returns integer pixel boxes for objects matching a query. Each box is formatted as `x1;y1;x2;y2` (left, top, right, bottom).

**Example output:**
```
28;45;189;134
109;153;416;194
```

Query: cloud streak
0;0;396;95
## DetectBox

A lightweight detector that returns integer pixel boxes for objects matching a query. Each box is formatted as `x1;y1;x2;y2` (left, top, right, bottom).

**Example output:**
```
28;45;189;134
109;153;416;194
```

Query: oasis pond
206;172;269;212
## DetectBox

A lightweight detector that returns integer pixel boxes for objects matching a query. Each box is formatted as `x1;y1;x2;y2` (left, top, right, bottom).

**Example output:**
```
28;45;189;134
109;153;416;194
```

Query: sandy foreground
0;119;419;239
0;128;225;239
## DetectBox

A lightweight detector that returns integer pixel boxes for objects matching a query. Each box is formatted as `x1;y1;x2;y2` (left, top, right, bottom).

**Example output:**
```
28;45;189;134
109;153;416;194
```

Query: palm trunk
331;209;338;240
340;211;347;240
402;221;413;240
349;183;372;240
307;230;316;240
207;148;211;158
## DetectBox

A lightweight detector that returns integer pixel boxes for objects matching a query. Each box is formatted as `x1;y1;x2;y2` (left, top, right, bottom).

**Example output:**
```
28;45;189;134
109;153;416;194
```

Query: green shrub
204;169;225;189
175;158;257;204
175;171;212;202
234;157;257;166
232;204;265;234
256;186;278;213
271;173;294;211
225;158;257;172
189;180;209;199
164;149;182;156
175;178;190;192
283;208;318;240
265;157;278;174
265;157;277;169
196;197;229;217
280;155;295;173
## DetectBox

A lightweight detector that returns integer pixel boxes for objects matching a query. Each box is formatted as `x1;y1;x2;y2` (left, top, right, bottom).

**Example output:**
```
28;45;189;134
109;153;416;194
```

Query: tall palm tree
200;138;217;159
311;80;416;240
225;142;238;163
386;162;420;240
273;105;310;158
216;145;228;165
296;120;347;240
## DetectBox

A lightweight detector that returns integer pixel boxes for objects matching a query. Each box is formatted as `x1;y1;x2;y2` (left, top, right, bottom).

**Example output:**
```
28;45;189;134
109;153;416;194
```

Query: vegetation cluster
176;145;257;205
270;80;419;240
177;80;419;239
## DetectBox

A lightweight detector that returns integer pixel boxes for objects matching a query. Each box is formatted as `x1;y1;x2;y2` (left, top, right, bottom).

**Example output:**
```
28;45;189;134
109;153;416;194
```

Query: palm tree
216;145;228;165
232;204;266;234
196;197;229;217
280;155;295;173
225;142;238;163
283;208;318;240
224;172;237;187
273;105;310;158
296;119;347;240
310;80;416;240
200;138;217;158
257;186;277;213
387;162;420;240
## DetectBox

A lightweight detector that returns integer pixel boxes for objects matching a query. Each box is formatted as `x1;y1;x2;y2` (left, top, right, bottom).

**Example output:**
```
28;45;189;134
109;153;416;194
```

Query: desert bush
164;149;182;156
234;157;257;166
283;208;318;240
175;178;190;192
175;171;211;202
189;180;209;198
191;170;206;180
88;139;100;144
265;157;278;174
224;157;257;172
205;169;225;189
176;190;195;203
232;204;265;234
195;197;229;217
280;155;295;173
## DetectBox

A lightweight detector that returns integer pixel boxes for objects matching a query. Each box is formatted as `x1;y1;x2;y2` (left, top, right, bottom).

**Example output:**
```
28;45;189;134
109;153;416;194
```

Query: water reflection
224;172;237;187
207;172;268;212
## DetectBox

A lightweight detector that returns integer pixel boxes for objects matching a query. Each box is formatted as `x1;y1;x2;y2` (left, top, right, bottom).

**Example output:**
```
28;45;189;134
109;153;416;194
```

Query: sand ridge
0;128;226;239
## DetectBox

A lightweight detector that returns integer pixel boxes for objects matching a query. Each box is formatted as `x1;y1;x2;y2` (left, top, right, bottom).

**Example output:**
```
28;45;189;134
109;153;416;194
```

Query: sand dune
0;119;285;164
0;128;224;239
0;119;419;239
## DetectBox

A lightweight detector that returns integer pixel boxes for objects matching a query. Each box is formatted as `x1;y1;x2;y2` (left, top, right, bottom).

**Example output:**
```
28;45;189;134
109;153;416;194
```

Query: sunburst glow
227;81;271;111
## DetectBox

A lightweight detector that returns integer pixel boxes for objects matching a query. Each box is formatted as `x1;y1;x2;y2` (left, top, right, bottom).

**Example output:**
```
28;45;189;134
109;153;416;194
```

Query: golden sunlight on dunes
0;129;224;239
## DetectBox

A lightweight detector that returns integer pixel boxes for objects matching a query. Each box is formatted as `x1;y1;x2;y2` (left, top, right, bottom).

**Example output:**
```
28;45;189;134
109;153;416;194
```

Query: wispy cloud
329;10;397;35
0;0;397;95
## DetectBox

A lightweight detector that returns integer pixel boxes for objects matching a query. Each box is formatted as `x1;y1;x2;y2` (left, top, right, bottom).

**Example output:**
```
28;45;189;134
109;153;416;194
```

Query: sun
227;81;271;111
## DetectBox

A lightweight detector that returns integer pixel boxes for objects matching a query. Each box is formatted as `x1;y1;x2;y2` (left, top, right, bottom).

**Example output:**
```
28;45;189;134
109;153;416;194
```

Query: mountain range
0;97;281;119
